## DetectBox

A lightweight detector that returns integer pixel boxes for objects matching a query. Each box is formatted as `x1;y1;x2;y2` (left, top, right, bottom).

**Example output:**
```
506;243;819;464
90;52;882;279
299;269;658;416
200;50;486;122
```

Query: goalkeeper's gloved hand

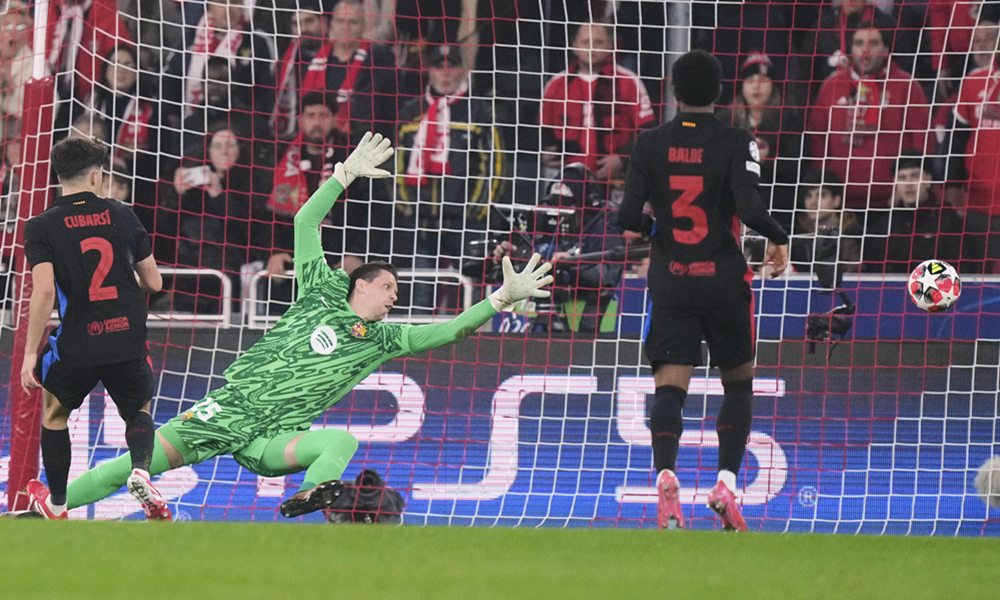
333;131;395;187
488;252;554;312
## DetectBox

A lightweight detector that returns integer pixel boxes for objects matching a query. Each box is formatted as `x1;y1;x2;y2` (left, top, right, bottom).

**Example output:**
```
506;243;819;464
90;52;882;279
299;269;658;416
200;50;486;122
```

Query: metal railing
39;267;233;329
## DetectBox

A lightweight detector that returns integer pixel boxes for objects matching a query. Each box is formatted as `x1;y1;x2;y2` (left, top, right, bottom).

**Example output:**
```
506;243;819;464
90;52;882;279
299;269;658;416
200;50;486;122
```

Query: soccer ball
908;260;961;313
974;456;1000;509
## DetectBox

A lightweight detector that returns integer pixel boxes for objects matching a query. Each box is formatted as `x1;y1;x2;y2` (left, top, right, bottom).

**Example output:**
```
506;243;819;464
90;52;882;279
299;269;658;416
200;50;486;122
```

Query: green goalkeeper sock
287;429;358;492
66;441;171;510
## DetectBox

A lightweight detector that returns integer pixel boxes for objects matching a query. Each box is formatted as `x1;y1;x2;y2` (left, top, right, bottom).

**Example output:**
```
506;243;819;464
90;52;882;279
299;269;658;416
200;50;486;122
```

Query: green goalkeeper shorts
158;385;305;476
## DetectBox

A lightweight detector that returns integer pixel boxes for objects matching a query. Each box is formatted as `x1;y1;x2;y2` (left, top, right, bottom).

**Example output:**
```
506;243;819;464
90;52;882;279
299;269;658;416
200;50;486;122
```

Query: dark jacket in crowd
395;92;508;231
862;202;970;274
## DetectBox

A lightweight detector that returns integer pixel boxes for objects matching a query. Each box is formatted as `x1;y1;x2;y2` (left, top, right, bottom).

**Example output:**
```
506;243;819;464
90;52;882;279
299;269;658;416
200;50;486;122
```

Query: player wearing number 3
618;51;789;531
20;138;165;519
26;132;554;521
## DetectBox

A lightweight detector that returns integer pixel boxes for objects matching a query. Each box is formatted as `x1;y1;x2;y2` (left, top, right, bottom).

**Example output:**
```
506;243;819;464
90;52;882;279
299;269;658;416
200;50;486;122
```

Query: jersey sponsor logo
688;261;716;276
669;261;716;277
86;316;130;336
103;316;130;333
64;210;111;229
681;121;696;127
749;141;760;162
668;147;703;164
351;322;368;338
310;325;338;355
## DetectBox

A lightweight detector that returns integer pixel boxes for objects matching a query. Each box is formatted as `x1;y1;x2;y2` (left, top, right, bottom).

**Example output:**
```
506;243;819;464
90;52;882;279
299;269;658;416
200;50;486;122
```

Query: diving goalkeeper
25;133;554;520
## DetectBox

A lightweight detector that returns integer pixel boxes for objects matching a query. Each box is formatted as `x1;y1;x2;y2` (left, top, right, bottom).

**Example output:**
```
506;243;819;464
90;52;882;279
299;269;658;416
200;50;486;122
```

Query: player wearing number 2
19;138;165;519
618;50;789;531
26;132;553;521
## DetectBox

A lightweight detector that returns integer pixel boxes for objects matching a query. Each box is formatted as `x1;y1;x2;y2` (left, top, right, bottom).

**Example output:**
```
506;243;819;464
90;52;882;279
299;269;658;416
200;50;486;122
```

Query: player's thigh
645;301;704;369
162;387;255;465
100;357;156;421
231;432;300;478
35;352;101;414
702;288;755;370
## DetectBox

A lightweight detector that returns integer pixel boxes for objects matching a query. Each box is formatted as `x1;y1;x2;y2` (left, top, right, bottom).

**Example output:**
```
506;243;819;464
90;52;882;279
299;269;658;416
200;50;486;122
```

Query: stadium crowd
2;0;1000;324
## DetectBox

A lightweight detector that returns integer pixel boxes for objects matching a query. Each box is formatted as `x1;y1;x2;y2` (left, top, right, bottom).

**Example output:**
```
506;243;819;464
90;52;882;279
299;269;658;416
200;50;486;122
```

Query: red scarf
851;65;887;129
268;136;334;216
404;81;468;187
184;12;247;111
115;97;153;161
333;42;371;135
273;41;334;137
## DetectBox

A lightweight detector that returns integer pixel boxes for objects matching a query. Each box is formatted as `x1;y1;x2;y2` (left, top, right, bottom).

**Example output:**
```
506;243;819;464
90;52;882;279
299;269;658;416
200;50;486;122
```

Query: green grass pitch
1;520;998;599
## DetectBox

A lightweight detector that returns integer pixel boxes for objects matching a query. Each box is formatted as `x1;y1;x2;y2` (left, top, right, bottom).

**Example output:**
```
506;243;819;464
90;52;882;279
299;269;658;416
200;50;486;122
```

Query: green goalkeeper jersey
222;175;497;432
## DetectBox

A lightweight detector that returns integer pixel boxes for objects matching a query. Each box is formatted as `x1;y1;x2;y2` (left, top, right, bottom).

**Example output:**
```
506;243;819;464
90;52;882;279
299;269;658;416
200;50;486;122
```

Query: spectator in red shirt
540;22;655;181
928;0;1000;88
933;22;997;168
47;0;131;102
945;32;1000;268
806;20;932;209
0;2;33;122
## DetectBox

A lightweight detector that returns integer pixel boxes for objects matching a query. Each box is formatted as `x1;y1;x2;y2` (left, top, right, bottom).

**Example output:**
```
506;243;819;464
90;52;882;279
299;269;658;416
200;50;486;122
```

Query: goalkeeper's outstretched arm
404;253;554;354
293;132;394;267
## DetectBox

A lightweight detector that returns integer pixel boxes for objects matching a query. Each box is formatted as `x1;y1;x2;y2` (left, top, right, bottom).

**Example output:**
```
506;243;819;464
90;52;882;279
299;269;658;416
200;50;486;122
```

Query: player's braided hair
671;50;722;107
348;261;399;298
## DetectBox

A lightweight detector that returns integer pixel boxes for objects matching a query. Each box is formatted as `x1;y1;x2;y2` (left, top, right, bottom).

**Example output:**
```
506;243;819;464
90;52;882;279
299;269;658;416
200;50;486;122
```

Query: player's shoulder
707;118;752;145
25;203;63;232
636;120;671;142
332;268;350;287
325;267;352;300
715;118;751;136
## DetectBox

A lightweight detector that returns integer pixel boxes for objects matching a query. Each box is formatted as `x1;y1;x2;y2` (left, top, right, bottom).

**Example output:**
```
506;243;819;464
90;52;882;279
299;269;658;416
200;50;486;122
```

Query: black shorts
35;349;154;420
644;287;755;370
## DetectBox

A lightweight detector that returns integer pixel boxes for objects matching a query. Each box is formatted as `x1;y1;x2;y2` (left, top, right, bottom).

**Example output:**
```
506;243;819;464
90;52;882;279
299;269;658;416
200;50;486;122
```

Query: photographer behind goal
486;163;626;333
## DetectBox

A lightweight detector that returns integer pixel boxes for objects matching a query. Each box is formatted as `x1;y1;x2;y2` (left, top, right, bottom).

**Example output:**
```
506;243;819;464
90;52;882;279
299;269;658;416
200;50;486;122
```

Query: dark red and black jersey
620;112;787;302
24;192;153;367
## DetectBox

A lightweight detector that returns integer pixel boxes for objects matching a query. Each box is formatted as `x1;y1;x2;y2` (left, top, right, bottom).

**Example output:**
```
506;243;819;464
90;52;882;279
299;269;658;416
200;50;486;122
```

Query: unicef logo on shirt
310;326;338;355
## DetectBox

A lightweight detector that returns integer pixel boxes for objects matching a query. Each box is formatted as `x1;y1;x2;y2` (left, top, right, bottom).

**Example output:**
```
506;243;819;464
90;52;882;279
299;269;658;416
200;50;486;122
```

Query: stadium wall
1;277;998;534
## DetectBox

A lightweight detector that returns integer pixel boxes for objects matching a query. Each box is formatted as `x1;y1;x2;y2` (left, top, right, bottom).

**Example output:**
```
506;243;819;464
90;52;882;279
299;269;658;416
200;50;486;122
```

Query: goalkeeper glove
333;132;395;187
489;253;554;312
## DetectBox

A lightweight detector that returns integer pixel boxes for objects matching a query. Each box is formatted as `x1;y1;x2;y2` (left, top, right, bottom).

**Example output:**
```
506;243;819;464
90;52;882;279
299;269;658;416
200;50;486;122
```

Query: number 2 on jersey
670;175;707;245
80;237;118;301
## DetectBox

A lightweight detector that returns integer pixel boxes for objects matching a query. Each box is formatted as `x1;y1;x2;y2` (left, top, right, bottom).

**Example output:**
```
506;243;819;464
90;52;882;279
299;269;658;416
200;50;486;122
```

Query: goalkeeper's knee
298;428;359;463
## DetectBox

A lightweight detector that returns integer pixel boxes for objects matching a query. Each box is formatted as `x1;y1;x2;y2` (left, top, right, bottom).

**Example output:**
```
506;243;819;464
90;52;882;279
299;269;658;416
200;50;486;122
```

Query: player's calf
126;469;172;521
280;480;345;518
24;480;68;520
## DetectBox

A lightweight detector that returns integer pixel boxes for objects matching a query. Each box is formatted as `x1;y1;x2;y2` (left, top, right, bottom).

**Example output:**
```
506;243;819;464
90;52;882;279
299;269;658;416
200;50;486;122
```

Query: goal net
1;0;998;534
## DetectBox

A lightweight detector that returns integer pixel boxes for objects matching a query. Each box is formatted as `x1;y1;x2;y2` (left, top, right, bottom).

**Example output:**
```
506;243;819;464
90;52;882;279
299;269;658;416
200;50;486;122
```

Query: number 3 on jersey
80;237;118;301
670;175;707;245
